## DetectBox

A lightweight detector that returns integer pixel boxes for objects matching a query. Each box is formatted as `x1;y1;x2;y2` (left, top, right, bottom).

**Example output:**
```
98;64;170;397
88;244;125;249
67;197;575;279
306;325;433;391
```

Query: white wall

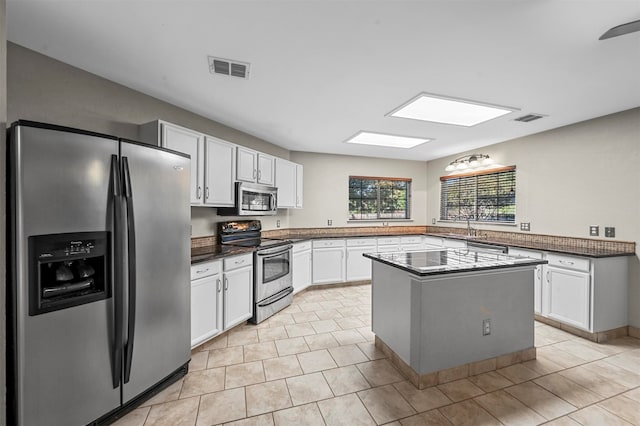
426;108;640;327
288;152;428;228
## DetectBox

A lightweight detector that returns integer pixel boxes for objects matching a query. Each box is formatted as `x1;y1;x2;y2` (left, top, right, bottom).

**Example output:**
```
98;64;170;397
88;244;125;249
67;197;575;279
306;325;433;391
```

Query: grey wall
1;1;7;423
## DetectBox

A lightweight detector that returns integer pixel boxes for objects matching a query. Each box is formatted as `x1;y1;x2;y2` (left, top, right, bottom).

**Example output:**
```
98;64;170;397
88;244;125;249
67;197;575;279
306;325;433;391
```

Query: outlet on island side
482;319;491;336
327;219;332;226
276;220;281;228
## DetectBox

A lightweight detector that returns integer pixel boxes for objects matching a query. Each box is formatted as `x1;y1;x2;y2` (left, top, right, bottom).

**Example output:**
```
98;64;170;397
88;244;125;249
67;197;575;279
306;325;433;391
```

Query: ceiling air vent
208;56;250;79
514;113;546;123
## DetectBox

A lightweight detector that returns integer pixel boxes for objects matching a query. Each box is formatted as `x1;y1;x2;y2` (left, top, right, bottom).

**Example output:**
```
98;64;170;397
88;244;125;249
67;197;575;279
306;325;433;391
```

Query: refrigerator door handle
122;157;137;384
111;155;124;389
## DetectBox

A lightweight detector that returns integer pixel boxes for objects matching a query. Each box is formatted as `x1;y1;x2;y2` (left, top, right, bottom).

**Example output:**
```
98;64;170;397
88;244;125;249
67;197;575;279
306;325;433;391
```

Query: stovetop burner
218;220;291;249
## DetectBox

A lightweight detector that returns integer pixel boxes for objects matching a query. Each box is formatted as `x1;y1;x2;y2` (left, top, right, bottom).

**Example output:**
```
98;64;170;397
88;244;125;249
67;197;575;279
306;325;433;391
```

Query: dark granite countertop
279;232;425;242
364;248;548;277
191;245;255;264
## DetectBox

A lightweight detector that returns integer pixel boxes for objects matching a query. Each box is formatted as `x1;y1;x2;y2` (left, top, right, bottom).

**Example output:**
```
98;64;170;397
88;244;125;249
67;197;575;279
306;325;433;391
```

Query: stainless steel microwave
218;182;278;216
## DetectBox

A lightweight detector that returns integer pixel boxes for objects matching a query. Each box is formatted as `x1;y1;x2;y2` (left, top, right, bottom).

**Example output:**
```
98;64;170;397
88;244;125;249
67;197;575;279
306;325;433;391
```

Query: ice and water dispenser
29;231;111;315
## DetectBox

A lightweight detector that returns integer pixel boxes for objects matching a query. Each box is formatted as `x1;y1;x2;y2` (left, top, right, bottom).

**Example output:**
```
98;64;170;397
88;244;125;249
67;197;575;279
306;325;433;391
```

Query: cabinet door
312;248;345;284
257;153;275;186
275;158;296;208
547;266;590;330
204;137;236;206
224;266;253;329
534;265;543;314
237;147;257;182
295;164;304;208
161;123;203;204
346;246;375;281
191;274;222;348
293;250;312;294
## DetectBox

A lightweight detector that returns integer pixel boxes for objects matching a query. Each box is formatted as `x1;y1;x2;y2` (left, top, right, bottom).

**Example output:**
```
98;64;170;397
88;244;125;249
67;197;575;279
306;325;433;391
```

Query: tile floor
115;284;640;426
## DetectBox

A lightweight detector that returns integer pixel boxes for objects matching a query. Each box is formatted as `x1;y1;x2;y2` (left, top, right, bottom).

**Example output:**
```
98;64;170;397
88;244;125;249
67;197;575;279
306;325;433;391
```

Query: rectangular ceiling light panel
344;131;431;149
389;93;517;127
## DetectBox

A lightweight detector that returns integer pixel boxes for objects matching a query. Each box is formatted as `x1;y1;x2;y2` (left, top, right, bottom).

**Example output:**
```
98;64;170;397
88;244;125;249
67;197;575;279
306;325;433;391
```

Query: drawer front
547;253;590;272
377;237;400;246
293;241;312;253
346;238;377;247
224;253;254;271
191;260;222;280
423;236;444;247
313;239;346;248
509;247;544;260
400;236;422;245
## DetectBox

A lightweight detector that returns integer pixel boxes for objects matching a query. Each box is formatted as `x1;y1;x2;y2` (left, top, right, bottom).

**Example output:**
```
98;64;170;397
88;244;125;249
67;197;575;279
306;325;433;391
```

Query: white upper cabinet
275;158;304;209
204;136;236;207
237;147;276;186
295;164;304;208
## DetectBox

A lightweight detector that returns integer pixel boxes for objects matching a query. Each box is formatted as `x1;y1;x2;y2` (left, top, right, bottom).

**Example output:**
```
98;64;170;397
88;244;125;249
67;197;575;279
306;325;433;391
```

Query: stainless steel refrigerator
6;121;192;425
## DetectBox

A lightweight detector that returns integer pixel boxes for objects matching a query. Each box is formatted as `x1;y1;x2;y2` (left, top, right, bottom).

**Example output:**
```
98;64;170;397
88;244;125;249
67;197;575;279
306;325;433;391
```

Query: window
440;166;516;223
349;176;411;220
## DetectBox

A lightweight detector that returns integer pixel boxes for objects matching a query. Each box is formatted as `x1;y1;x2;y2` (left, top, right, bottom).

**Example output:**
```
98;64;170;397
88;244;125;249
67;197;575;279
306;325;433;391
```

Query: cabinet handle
558;260;575;266
235;259;245;265
537;268;541;280
195;268;210;274
206;187;210;199
253;169;257;179
216;278;221;293
197;186;202;199
258;169;262;180
546;271;551;283
224;277;229;291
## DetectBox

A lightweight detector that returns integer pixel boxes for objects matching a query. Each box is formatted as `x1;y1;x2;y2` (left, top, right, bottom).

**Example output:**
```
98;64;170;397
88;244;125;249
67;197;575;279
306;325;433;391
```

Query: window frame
439;166;516;224
349;176;412;221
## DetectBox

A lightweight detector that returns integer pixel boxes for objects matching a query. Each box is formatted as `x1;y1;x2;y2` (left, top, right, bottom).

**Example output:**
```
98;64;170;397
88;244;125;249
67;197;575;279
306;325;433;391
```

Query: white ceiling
6;0;640;161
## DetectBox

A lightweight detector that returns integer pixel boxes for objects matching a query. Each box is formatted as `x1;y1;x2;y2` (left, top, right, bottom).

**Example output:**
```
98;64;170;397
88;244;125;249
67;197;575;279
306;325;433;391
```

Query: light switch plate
589;225;599;236
605;227;615;238
520;222;530;231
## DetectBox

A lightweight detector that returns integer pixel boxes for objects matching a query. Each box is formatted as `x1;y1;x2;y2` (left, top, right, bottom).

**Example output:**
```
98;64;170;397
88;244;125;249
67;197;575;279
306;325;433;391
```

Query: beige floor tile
322;365;371;396
399;410;453;426
274;337;310;356
438;400;501;426
286;371;334;405
296;349;338;373
268;313;296;327
551;340;611;362
505;381;576;420
244;341;279;362
394;380;452;412
475;390;546;425
225;361;266;389
604;349;640;374
536;346;588;369
314;309;344;320
569;405;632;426
356;326;375;341
309;319;341;333
144;396;200;426
228;329;260;347
357;359;406;386
328;344;368;366
199;334;228;351
304;332;340;351
224;413;274;426
263;354;303;381
535;325;576;344
112;406;150;426
317;393;376;426
437;379;485;402
332;329;367;345
357;342;387;360
292;311;320;323
335;316;365;330
358;384;416;424
467;371;514;392
246;379;292;417
522;355;565;376
189;351;209;371
207;346;245;368
298;302;323;312
258;326;289;342
196;387;246;425
319;300;344;310
534;373;602;408
623;387;640;402
285;323;317;338
558;365;628;398
140;378;183;407
358;314;372;326
272;403;325;426
598;394;640;424
584;360;640;389
542;417;581;426
180;367;226;398
496;363;540;384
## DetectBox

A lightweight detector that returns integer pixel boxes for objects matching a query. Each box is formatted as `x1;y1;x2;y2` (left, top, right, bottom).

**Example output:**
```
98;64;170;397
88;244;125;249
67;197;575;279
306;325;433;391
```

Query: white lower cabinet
346;238;377;281
376;237;400;253
312;239;346;284
546;265;590;329
509;248;544;315
190;260;222;348
223;254;254;330
293;241;312;294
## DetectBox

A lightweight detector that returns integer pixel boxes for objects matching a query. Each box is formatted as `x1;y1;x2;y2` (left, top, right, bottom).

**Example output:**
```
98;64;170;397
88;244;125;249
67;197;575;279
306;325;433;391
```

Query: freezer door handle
122;157;137;384
111;155;124;389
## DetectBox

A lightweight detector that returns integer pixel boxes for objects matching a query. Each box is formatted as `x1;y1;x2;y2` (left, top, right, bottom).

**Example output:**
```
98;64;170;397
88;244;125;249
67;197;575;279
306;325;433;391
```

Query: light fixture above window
344;131;432;149
445;154;497;173
388;93;519;127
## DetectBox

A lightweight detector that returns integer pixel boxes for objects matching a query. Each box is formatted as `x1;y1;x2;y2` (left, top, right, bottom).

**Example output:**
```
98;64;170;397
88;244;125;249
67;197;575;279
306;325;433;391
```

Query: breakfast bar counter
365;248;547;389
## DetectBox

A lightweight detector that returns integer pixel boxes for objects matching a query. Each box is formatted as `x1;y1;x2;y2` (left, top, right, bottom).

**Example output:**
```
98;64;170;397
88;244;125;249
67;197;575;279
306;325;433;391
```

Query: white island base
371;261;538;389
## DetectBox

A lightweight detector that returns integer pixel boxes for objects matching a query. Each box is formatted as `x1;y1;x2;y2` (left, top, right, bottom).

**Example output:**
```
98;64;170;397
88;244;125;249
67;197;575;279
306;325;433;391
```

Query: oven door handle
257;286;294;307
257;245;292;257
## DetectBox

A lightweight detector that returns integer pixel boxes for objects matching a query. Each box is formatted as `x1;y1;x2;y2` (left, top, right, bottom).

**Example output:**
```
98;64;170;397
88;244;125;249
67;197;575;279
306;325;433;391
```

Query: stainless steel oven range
218;220;293;324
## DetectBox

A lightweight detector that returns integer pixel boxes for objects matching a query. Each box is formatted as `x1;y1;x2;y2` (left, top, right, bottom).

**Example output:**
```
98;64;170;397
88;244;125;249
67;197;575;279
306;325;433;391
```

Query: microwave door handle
270;193;276;211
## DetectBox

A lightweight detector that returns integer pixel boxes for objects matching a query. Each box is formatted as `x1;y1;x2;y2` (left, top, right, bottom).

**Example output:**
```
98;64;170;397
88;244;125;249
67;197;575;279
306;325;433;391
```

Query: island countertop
364;248;547;276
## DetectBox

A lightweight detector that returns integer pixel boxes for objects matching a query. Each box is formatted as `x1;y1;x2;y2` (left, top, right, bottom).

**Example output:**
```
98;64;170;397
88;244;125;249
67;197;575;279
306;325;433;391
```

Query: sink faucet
466;217;476;237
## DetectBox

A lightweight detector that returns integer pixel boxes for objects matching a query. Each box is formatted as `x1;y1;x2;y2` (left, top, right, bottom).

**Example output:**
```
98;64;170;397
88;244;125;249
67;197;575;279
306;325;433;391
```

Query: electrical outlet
520;222;530;232
327;219;332;226
276;220;281;228
605;227;615;238
589;225;599;236
483;319;491;336
432;218;436;224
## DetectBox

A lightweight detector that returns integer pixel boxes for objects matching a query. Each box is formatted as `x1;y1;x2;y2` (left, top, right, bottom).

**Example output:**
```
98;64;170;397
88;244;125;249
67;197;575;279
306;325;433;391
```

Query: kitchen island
364;248;547;389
